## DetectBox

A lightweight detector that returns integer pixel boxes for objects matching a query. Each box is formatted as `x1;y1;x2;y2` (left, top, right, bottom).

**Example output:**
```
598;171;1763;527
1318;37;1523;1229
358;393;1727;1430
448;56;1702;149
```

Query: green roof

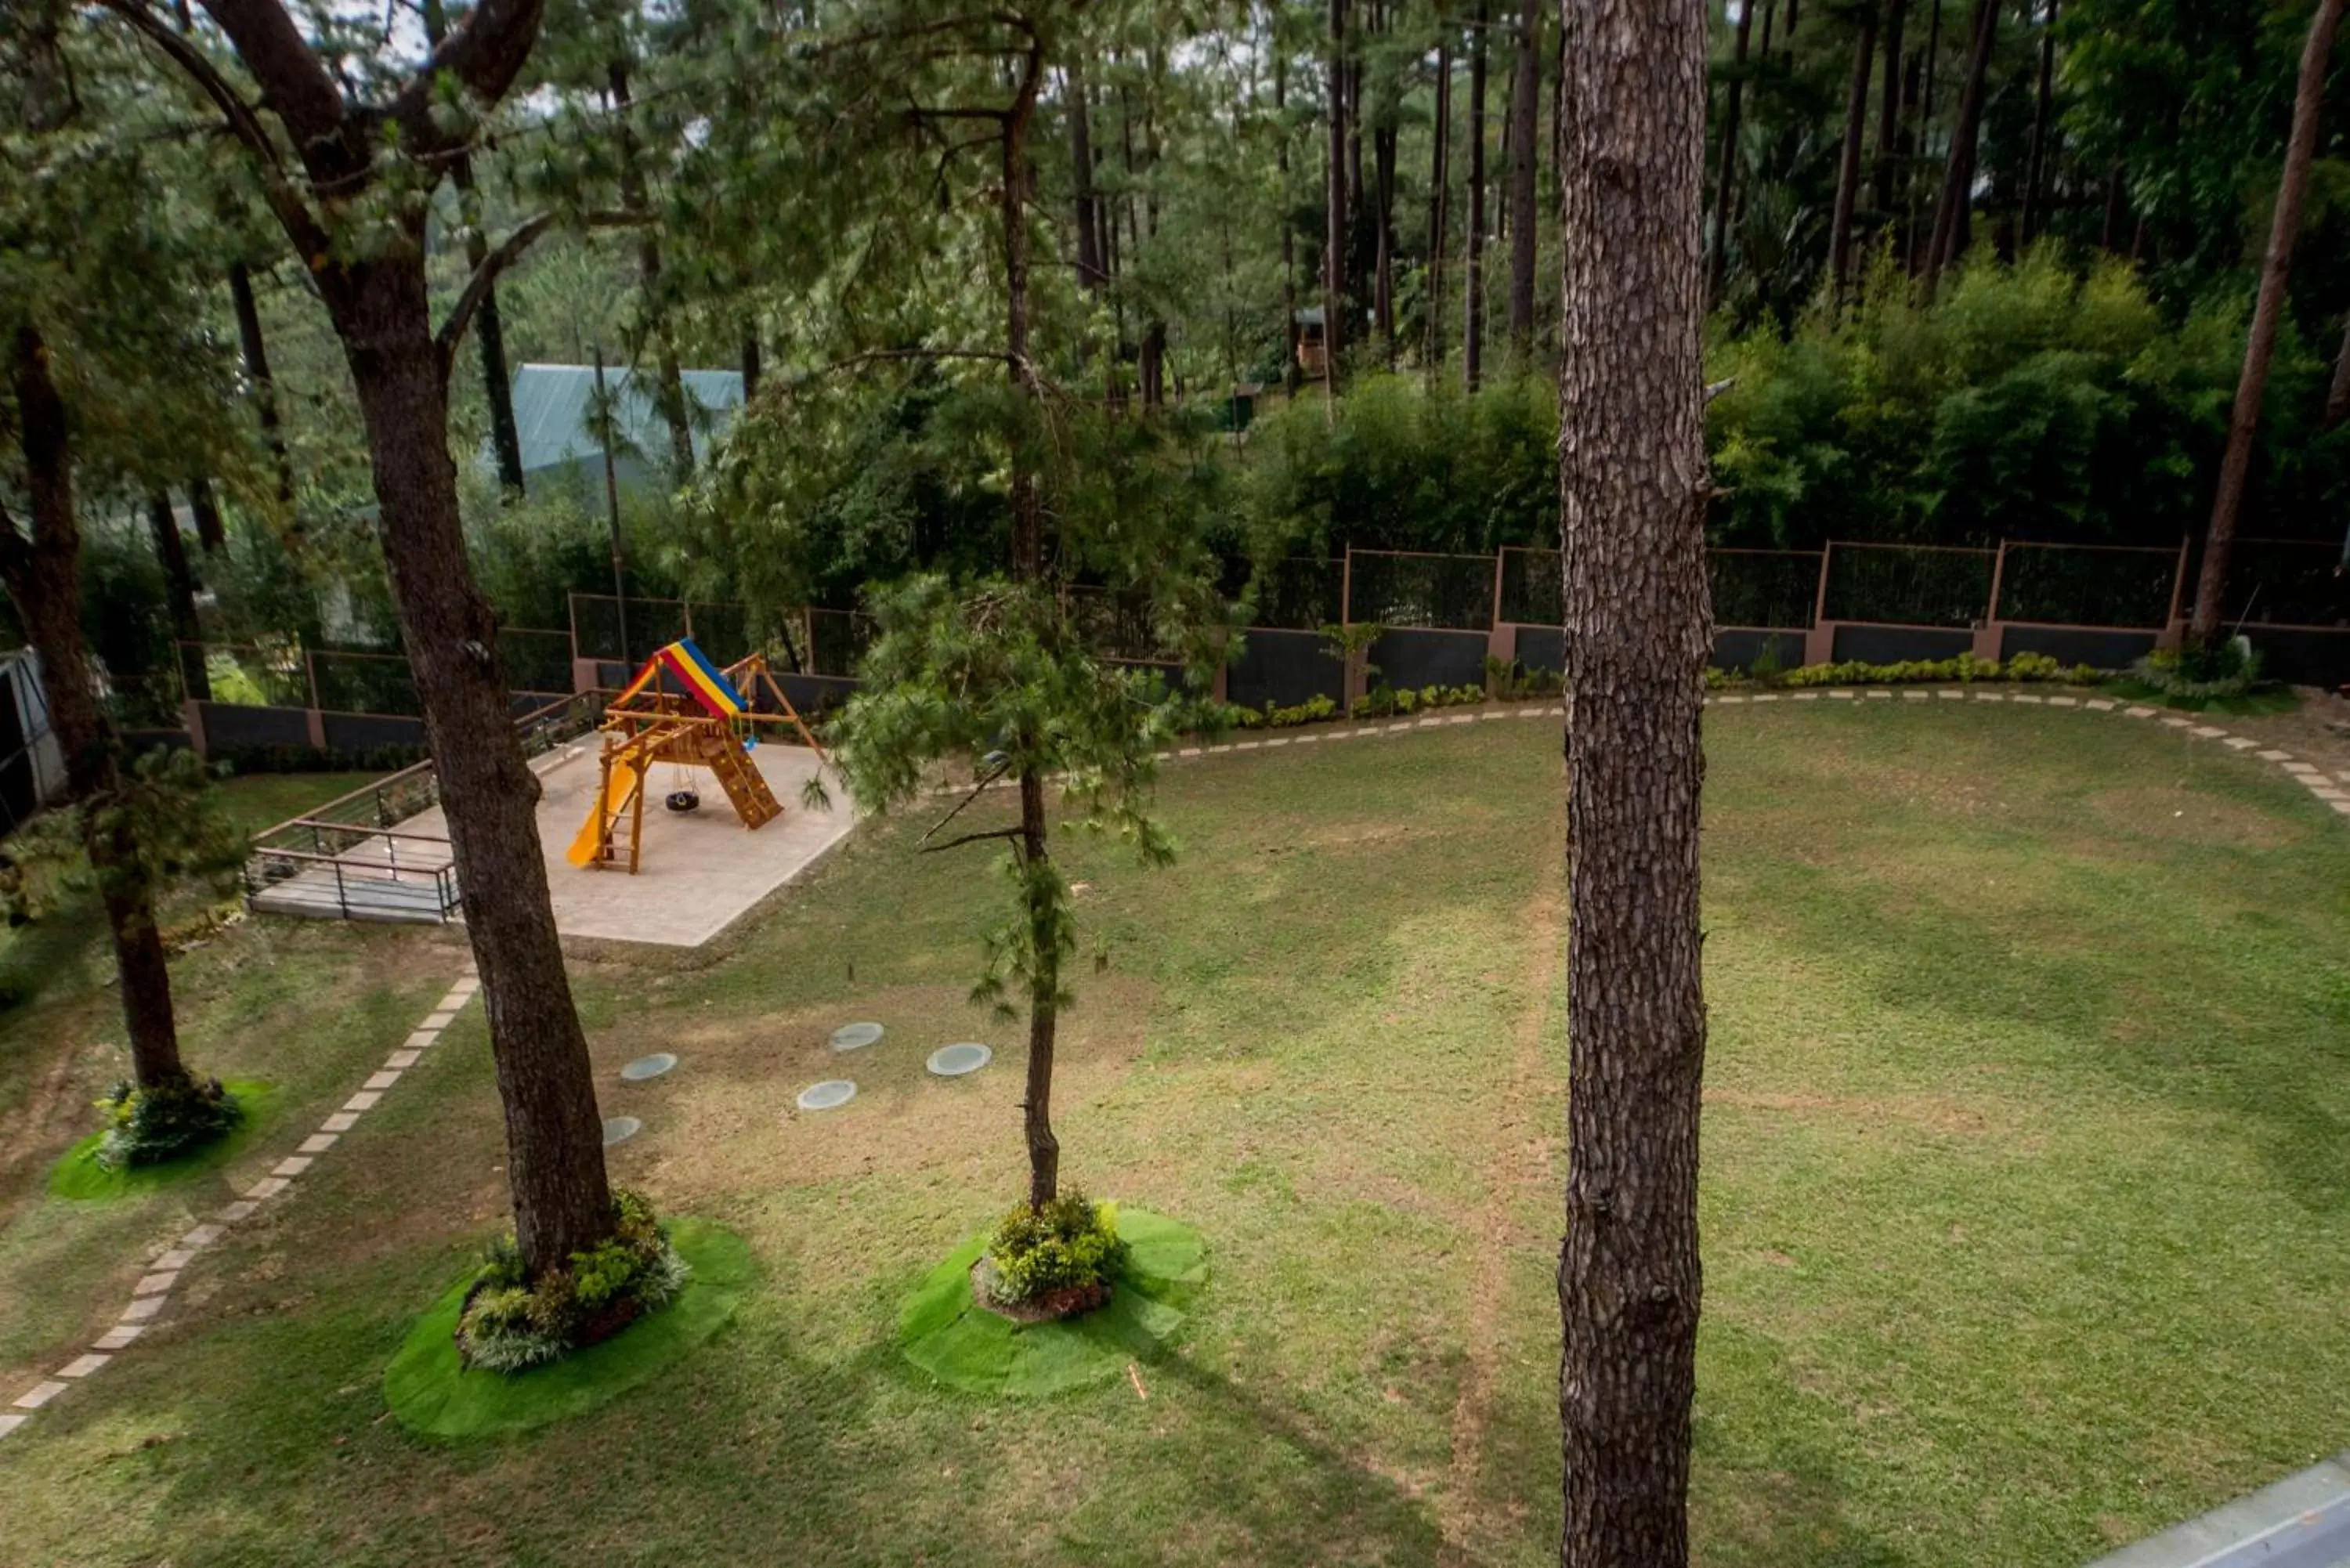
501;363;745;479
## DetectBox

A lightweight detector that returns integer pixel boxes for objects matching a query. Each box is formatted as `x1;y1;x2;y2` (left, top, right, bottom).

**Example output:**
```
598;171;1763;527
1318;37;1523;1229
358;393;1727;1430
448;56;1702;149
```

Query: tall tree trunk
146;493;212;703
2326;310;2350;430
2189;0;2345;645
1375;120;1399;354
1326;0;1350;377
740;328;761;402
424;0;525;497
1554;0;1712;1555
2019;0;2059;244
226;260;294;511
1427;32;1452;373
2099;161;2126;252
997;47;1061;1209
5;325;190;1094
1465;0;1489;391
1506;0;1539;355
1873;0;1908;219
608;60;695;479
332;266;615;1277
1707;0;1756;308
186;473;226;553
1279;52;1302;393
1911;0;1943;269
1070;62;1104;294
1829;6;1880;302
1925;0;1997;287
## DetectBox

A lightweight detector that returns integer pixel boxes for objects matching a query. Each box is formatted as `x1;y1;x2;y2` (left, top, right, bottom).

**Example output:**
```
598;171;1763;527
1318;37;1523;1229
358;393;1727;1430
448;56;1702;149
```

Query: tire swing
664;760;700;815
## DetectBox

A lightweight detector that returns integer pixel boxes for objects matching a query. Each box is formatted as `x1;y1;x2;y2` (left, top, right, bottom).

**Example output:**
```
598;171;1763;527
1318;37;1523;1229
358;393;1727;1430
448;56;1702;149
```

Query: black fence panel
201;702;312;750
807;610;873;678
1513;626;1565;672
322;713;428;751
1712;552;1824;629
2240;627;2350;687
1997;547;2176;627
1713;630;1807;670
1227;628;1343;710
1831;625;1976;663
2227;541;2350;627
1996;627;2157;668
1372;628;1489;690
1824;547;1994;627
1350;553;1494;631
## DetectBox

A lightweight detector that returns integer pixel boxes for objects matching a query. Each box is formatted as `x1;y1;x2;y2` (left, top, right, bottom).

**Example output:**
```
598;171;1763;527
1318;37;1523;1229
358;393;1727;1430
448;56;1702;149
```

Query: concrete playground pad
528;740;853;946
252;742;853;947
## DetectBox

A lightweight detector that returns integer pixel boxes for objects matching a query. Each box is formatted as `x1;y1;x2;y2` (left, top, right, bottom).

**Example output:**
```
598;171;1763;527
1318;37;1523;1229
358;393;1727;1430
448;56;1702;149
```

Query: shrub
454;1187;691;1375
981;1191;1128;1313
95;1075;244;1169
2131;635;2264;699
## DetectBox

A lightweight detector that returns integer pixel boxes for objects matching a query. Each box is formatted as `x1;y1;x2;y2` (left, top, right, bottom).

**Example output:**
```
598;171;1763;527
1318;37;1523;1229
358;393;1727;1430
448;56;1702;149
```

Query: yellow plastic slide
566;757;645;867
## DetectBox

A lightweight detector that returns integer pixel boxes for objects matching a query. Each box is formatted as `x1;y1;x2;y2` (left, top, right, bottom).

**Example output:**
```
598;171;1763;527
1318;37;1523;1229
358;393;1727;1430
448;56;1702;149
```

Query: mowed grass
0;705;2344;1566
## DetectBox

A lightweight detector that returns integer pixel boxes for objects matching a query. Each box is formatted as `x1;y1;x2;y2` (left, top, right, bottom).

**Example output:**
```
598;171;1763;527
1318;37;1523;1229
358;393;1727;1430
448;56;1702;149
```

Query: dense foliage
456;1190;692;1374
94;1074;242;1170
981;1192;1130;1314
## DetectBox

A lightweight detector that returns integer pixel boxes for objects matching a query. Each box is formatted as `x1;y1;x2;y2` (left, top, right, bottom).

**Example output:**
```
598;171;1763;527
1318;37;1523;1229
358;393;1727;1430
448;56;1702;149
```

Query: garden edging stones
0;966;482;1443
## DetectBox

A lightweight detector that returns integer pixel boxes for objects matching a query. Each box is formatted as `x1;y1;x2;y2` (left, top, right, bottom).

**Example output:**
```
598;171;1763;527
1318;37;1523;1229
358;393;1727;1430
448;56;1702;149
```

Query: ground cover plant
0;708;2342;1565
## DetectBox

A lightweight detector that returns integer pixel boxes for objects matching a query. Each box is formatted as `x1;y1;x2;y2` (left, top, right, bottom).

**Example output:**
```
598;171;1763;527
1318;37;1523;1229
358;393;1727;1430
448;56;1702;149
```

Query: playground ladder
696;729;783;829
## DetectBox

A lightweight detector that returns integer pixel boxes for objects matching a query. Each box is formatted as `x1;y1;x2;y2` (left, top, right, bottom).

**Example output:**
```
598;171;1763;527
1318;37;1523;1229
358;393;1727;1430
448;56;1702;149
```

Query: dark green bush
982;1191;1128;1309
455;1188;691;1374
96;1075;243;1170
2131;636;2265;699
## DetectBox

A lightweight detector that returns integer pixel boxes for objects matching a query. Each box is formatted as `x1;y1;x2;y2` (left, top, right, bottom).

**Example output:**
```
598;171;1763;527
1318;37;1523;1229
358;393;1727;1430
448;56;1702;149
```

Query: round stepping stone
829;1022;884;1053
797;1080;857;1112
620;1053;677;1082
602;1117;642;1147
926;1042;993;1078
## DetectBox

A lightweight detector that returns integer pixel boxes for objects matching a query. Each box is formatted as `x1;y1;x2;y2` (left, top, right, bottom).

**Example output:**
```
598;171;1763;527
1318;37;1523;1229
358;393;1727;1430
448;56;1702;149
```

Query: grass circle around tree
47;1078;281;1201
898;1206;1206;1397
383;1216;754;1440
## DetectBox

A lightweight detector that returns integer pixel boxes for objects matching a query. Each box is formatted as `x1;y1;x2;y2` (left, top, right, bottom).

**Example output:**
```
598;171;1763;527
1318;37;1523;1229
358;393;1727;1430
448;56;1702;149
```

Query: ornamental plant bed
970;1256;1109;1324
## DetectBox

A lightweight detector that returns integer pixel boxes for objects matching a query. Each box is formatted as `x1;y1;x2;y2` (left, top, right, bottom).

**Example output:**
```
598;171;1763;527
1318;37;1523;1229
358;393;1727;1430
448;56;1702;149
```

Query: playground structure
567;639;827;875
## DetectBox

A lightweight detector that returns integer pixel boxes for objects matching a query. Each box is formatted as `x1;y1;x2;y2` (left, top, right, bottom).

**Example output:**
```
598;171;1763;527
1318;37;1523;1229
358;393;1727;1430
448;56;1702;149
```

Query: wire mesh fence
309;650;421;716
1710;551;1824;629
2226;540;2350;627
806;609;873;677
1066;586;1170;660
184;641;309;708
1823;544;1996;627
568;594;690;664
1347;551;1495;630
1234;558;1345;630
1499;547;1561;625
1995;544;2179;627
496;628;575;694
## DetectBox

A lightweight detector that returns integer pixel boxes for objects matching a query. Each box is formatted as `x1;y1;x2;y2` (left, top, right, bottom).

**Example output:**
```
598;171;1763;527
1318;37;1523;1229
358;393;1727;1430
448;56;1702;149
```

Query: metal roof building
501;363;745;491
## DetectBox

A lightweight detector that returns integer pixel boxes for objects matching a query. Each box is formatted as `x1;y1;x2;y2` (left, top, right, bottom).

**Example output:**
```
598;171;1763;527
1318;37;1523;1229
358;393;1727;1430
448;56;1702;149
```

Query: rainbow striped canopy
613;638;747;719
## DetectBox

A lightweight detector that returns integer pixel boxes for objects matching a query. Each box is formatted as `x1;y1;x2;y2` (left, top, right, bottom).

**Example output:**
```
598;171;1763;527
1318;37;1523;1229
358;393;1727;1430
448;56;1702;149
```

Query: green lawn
0;705;2344;1567
215;770;387;835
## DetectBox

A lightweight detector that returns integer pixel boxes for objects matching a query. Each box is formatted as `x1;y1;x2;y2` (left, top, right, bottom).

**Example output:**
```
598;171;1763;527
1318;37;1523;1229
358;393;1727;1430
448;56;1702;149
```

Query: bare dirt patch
2085;786;2301;849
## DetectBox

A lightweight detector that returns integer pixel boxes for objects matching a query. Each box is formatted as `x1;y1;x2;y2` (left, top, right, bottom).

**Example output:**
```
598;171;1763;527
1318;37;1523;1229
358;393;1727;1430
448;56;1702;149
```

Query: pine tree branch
434;209;649;375
918;826;1025;854
99;0;331;259
381;0;546;154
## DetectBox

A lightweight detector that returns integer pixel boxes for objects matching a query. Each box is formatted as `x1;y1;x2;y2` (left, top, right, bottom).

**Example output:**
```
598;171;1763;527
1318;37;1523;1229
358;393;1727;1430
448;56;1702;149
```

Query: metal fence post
1805;543;1837;665
1340;544;1353;628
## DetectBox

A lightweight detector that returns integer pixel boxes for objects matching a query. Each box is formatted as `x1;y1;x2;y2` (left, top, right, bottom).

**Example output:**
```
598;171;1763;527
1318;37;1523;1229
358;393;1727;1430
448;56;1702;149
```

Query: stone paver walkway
0;964;479;1444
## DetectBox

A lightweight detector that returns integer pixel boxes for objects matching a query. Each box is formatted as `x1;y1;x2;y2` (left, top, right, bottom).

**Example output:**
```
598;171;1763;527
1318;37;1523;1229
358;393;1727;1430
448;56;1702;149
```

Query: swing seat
665;789;702;814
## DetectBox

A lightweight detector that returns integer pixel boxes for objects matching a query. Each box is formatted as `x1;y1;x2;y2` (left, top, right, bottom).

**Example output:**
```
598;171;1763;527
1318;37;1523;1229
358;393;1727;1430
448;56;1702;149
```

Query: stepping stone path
829;1022;885;1053
1;964;482;1443
797;1080;857;1111
620;1053;678;1082
926;1043;993;1078
602;1116;644;1146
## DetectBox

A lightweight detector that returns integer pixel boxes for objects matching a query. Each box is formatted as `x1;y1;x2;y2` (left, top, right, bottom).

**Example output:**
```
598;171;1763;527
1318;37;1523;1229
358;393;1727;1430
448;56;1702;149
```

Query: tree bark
1830;6;1880;302
1465;0;1489;391
1554;0;1712;1559
1427;32;1452;373
2326;309;2350;430
2189;0;2345;645
607;59;695;479
1018;763;1060;1209
1070;62;1104;294
2019;0;2059;245
226;260;293;509
740;328;761;403
1325;0;1350;374
5;325;190;1093
1872;0;1907;215
2099;161;2126;252
1278;52;1301;392
186;474;226;554
337;271;616;1276
147;493;212;703
1506;0;1539;356
1925;0;1997;287
1707;0;1757;308
428;0;525;497
1375;117;1399;354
